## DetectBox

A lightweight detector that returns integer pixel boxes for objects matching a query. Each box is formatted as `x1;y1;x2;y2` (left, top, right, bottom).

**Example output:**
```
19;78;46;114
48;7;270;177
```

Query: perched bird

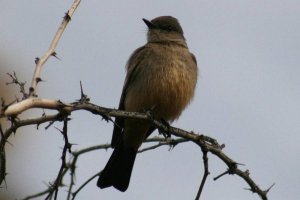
97;16;198;192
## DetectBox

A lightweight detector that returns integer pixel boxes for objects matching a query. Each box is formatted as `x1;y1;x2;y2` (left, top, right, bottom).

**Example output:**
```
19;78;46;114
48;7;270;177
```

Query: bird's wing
190;53;197;65
111;45;150;147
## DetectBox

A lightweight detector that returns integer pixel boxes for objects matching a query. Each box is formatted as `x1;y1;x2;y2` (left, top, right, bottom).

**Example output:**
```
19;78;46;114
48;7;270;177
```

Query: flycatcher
97;16;198;192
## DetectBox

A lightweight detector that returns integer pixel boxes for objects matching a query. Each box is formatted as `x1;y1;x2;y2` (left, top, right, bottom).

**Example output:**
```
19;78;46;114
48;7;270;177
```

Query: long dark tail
97;140;137;192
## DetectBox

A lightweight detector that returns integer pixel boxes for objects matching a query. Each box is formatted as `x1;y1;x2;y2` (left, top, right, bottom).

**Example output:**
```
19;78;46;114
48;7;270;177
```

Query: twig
66;143;111;200
2;98;70;117
1;113;63;151
45;117;71;200
21;188;53;200
138;138;188;153
19;167;69;200
18;137;184;200
29;0;81;97
71;171;101;200
195;147;209;200
70;138;184;199
0;124;5;185
1;100;270;200
6;72;28;99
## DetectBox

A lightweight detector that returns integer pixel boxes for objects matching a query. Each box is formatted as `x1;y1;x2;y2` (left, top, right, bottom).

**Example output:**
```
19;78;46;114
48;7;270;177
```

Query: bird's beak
142;18;156;29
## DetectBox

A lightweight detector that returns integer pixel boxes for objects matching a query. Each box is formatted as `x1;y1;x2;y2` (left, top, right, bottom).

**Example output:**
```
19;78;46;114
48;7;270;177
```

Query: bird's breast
124;45;197;122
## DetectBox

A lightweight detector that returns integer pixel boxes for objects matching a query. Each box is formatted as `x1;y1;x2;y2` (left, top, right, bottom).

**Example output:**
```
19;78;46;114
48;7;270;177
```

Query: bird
97;16;198;192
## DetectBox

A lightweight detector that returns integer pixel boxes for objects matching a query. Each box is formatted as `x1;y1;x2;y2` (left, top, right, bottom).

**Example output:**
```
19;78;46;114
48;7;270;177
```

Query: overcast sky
1;0;300;200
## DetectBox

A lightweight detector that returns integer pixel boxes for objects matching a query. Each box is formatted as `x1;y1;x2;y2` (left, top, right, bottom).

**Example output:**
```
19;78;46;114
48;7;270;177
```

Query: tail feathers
97;141;137;192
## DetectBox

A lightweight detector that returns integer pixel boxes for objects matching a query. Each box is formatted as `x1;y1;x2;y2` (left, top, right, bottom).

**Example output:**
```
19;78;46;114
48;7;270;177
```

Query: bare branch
6;72;28;99
195;147;209;200
21;188;53;200
138;137;188;153
0;0;271;198
29;0;81;97
71;171;100;200
2;98;70;117
1;97;270;199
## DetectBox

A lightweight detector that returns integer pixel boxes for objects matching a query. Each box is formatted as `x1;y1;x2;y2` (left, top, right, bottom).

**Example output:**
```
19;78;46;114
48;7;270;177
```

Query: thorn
213;170;229;181
45;121;55;130
244;169;250;176
35;57;40;64
80;81;84;97
78;81;90;102
36;77;42;83
244;187;254;192
64;12;71;21
220;143;225;149
264;183;275;193
234;162;245;166
51;51;61;60
69;142;78;147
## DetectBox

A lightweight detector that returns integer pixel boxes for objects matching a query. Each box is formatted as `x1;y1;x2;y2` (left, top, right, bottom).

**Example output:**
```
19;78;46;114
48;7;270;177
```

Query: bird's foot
158;119;171;139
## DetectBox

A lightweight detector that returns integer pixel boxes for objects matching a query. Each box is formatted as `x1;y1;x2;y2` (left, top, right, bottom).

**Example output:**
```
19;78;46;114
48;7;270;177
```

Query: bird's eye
162;25;173;32
167;26;173;31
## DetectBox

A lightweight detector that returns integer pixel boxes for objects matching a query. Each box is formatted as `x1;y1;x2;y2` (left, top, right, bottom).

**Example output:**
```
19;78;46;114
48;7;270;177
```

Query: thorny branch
45;117;71;200
195;147;209;200
0;0;272;199
6;72;28;99
1;99;271;200
29;0;81;97
18;137;184;200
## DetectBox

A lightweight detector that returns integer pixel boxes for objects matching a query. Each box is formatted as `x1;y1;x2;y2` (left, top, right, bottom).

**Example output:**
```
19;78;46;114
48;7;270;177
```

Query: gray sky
1;0;300;199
